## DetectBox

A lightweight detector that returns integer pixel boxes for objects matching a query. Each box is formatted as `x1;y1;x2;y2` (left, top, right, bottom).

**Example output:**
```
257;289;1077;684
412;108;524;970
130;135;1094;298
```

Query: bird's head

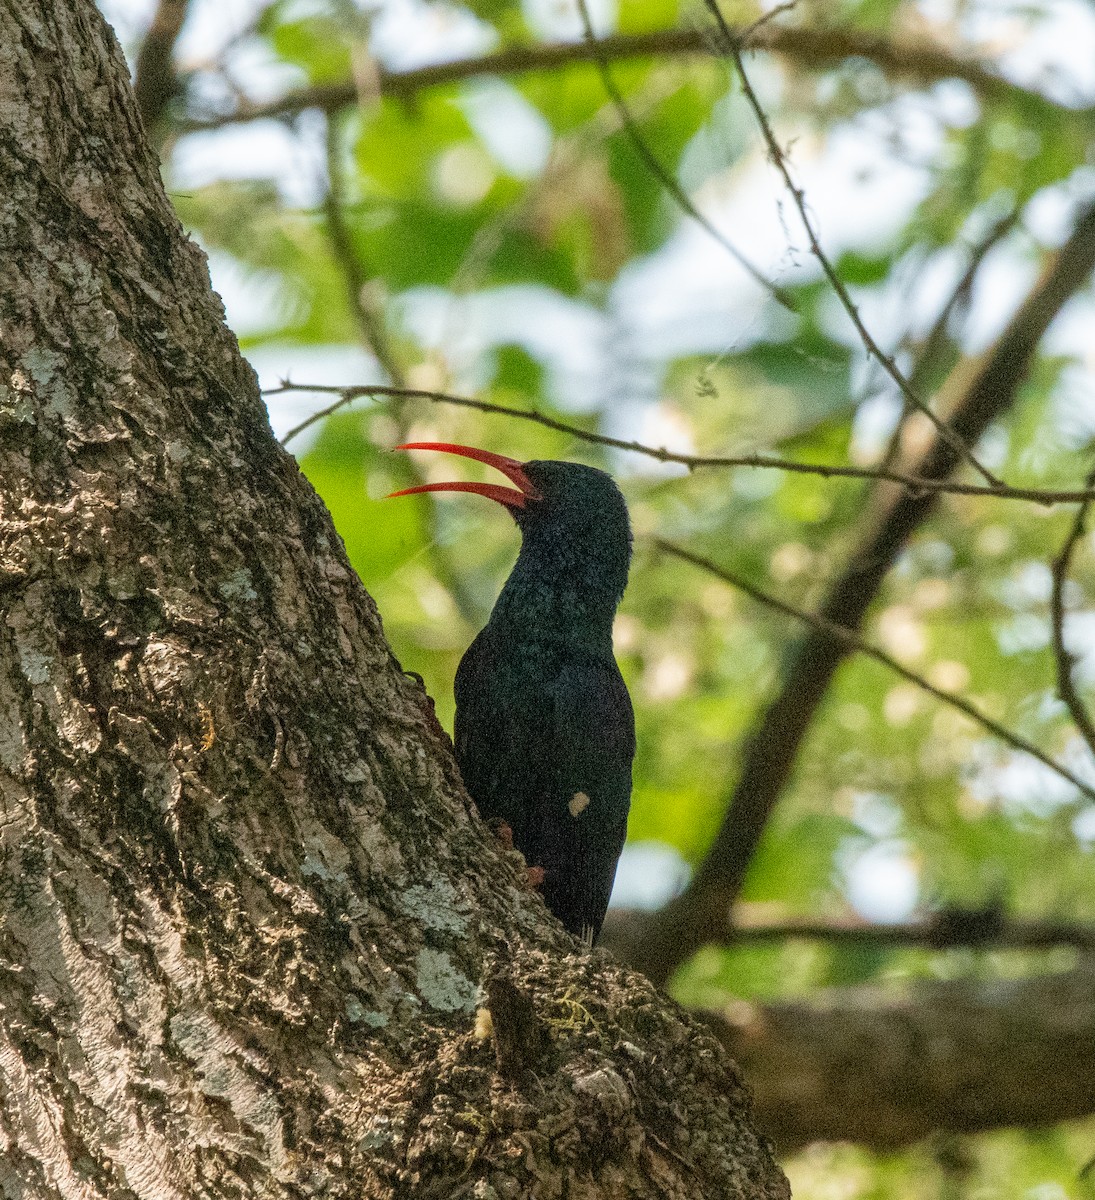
390;442;632;624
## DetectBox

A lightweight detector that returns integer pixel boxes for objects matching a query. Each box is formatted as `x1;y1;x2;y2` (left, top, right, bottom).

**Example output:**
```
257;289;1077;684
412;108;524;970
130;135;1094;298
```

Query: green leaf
617;0;680;31
490;344;545;394
269;16;353;84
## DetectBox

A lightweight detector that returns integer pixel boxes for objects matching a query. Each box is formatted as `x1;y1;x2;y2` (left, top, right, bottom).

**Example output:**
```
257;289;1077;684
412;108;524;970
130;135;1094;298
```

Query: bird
390;442;634;945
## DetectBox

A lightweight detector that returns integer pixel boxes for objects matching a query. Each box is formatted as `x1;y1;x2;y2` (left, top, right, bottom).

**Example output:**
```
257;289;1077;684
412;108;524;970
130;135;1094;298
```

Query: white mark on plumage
569;791;591;818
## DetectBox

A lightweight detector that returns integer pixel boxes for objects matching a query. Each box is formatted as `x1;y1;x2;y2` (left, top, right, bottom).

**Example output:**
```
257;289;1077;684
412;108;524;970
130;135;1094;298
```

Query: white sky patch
632;404;694;477
189;43;305;110
851;792;904;839
612;105;937;364
175;0;270;64
967;740;1095;816
963;243;1042;351
610;841;691;911
204;250;294;338
1026;183;1088;246
460;80;553;178
523;0;615;42
98;0;157;51
1060;612;1095;686
172;117;327;207
371;0;495;69
851;393;903;460
997;560;1054;609
1074;805;1095;845
397;284;610;407
841;839;920;923
960;0;1095;105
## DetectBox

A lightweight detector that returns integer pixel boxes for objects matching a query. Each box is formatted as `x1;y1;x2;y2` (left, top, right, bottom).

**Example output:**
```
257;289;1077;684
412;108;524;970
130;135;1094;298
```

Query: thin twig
909;211;1021;397
1050;465;1095;756
654;538;1095;802
268;382;1095;506
702;0;1003;489
323;115;403;384
574;0;796;311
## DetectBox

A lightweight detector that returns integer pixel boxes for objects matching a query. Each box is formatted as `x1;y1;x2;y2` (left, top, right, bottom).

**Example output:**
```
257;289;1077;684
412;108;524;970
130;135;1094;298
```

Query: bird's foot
484;819;543;889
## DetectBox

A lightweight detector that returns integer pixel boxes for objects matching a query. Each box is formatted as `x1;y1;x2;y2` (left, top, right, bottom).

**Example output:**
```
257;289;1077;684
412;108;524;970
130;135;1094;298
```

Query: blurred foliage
150;0;1095;1190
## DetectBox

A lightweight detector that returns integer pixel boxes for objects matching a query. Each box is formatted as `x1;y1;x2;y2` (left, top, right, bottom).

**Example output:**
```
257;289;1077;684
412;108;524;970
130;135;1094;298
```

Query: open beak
388;442;540;509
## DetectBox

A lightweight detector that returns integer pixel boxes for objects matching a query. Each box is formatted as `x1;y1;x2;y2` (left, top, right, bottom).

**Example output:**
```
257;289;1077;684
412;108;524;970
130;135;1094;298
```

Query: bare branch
624;198;1095;987
177;26;1065;134
1050;465;1095;756
269;382;1095;506
574;0;796;311
654;538;1095;800
133;0;191;133
908;210;1022;397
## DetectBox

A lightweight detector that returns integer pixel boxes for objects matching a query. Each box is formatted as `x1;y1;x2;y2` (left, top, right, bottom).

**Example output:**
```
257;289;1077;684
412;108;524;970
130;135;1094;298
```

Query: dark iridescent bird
391;443;634;945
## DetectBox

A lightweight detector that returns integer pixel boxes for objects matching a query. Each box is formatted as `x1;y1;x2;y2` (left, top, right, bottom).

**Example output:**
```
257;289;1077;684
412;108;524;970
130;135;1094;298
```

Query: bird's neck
488;540;625;651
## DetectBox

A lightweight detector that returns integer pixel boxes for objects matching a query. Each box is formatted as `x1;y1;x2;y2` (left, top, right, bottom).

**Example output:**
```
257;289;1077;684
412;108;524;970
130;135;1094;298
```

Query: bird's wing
541;653;635;942
453;628;537;827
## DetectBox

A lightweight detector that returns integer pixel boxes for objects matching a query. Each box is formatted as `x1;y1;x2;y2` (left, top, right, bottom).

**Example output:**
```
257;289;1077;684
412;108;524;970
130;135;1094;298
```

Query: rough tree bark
0;4;787;1198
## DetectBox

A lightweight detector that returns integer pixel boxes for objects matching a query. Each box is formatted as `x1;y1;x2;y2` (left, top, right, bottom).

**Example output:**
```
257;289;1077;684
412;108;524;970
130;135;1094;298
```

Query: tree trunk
0;3;787;1197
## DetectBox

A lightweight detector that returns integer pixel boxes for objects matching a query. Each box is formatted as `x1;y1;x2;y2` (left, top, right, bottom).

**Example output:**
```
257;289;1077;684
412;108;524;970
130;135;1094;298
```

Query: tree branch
906;209;1021;398
268;382;1095;506
735;911;1095;949
178;26;1066;134
622;197;1095;986
704;963;1095;1150
605;906;1095;953
876;208;1020;475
